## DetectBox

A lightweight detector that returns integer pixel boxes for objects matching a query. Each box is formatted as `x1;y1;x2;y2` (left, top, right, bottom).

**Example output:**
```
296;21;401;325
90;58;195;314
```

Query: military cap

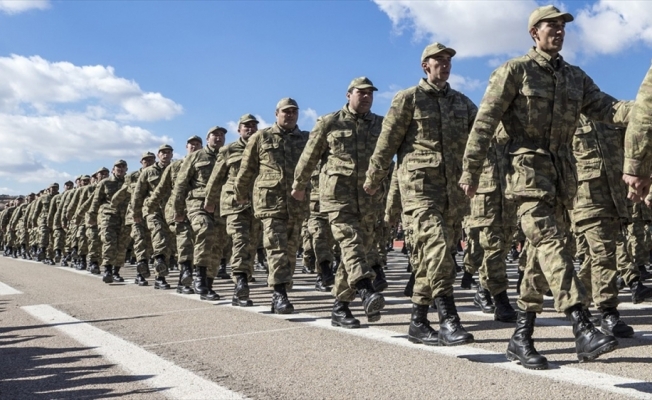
158;144;174;152
28;192;35;197
114;159;127;167
239;113;259;125
347;77;378;92
141;152;155;161
94;167;109;176
421;42;456;62
76;175;83;181
49;182;59;189
528;5;573;29
187;135;203;144
17;195;24;200
80;175;91;181
64;180;74;186
276;97;299;111
206;126;227;139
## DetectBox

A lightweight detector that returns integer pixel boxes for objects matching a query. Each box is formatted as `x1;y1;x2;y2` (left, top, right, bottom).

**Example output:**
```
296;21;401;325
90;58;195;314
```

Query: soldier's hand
460;183;477;198
291;189;305;201
203;202;215;214
363;184;377;196
623;174;651;201
174;213;185;223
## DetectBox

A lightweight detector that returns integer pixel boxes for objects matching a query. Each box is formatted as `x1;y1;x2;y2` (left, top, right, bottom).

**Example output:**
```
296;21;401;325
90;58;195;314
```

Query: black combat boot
320;261;335;287
406;261;412;272
255;248;268;272
616;275;625;291
506;311;548;370
169;257;178;271
137;259;151;279
314;274;330;292
153;255;168;276
404;272;415;297
516;269;524;295
134;273;148;286
331;299;360;329
372;264;388;292
434;295;474;346
154;276;170;290
88;261;100;275
232;273;253;306
217;258;230;279
600;308;634;338
77;256;87;271
566;304;618;362
301;256;315;274
493;290;518;323
102;265;114;284
60;252;68;266
112;267;124;283
194;266;208;295
36;247;45;261
473;286;495;313
508;245;519;262
54;249;62;263
271;284;294;314
631;278;652;304
638;265;651;281
407;303;438;346
355;278;385;322
460;271;478;289
177;285;194;294
201;277;220;300
70;246;78;261
453;251;462;273
178;261;194;286
584;308;601;325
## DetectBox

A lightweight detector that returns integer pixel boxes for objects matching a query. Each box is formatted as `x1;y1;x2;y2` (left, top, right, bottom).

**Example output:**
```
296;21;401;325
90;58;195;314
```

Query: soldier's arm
65;190;82;222
47;198;58;227
234;133;261;203
130;171;149;221
460;63;519;187
172;156;194;216
149;166;172;210
384;167;402;226
74;194;93;223
29;201;41;227
205;149;229;208
293;117;329;192
365;92;414;190
624;65;652;177
88;185;104;221
110;184;129;210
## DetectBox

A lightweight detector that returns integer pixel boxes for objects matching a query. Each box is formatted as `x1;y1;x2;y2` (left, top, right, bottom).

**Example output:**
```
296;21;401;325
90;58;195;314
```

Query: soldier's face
186;140;202;154
65;184;73;191
113;164;127;178
422;54;452;87
208;131;225;149
347;88;374;114
141;157;155;168
158;149;173;165
276;107;298;130
532;17;565;54
98;171;109;181
81;179;90;187
239;121;258;140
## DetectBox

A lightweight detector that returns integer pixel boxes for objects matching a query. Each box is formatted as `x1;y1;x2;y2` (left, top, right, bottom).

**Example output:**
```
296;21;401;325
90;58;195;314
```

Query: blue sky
0;0;651;194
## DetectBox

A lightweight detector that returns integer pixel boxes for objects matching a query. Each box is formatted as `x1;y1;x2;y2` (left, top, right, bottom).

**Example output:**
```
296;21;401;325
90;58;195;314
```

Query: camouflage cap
158;144;174;153
276;97;299;111
421;42;456;62
186;135;202;144
64;180;74;186
17;195;24;200
76;175;83;181
206;126;227;139
113;159;127;167
81;175;91;181
28;193;35;197
49;182;59;189
239;113;259;125
528;5;573;29
347;77;378;92
141;152;155;161
94;167;109;176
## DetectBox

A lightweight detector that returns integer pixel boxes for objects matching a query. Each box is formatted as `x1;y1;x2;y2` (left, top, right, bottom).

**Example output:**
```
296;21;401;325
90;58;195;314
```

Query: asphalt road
1;250;651;399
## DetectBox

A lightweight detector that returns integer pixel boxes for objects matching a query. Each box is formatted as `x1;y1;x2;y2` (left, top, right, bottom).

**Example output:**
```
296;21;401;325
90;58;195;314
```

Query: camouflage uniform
67;182;95;263
236;122;309;288
623;63;652;178
8;202;27;253
305;166;334;270
1;204;16;251
54;186;76;257
47;189;66;261
460;47;630;314
30;188;54;259
626;201;651;267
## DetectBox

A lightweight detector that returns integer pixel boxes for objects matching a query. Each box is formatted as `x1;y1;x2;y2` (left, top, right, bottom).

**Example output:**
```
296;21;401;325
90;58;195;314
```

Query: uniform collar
343;104;372;121
419;78;449;97
271;122;301;136
528;47;565;72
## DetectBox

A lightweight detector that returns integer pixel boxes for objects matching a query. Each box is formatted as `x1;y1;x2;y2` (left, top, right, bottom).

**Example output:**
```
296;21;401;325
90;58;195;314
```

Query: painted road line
0;281;22;295
22;304;247;400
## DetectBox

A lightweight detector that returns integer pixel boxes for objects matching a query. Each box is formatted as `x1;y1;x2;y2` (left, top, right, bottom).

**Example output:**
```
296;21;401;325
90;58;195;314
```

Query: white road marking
22;304;247;400
0;281;22;295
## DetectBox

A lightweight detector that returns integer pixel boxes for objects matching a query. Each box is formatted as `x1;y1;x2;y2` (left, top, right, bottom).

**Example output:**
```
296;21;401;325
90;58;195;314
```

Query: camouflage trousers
187;210;222;278
574;217;620;310
627;219;651;267
516;199;589;313
37;225;49;249
463;227;483;274
226;209;261;283
217;216;231;266
172;219;194;265
307;212;334;271
131;221;151;263
147;213;174;260
86;225;102;264
77;225;88;255
100;213;130;268
30;227;38;248
65;223;78;253
261;215;303;288
466;225;513;296
375;219;391;267
51;228;65;254
301;219;315;265
329;211;376;303
616;230;642;286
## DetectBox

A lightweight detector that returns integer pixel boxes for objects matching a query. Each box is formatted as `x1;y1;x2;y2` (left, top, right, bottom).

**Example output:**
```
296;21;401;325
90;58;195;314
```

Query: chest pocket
328;129;353;155
572;125;600;163
521;84;553;127
195;160;213;183
147;174;160;190
261;139;281;165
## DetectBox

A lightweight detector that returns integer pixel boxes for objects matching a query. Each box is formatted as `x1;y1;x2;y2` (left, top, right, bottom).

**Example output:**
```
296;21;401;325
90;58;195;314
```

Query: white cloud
0;0;49;14
224;114;272;144
301;108;318;129
448;74;483;92
377;84;403;100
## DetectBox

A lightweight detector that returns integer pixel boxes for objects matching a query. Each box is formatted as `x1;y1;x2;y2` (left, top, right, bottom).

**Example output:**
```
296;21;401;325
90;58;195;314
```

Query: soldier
293;77;387;327
88;160;129;283
20;193;37;258
7;196;27;257
66;175;95;269
1;200;17;256
3;198;21;256
173;127;225;301
623;64;652;198
149;135;203;294
459;5;630;368
77;168;109;273
365;43;477;346
205;114;262;306
55;176;80;266
48;180;73;265
31;183;57;262
132;144;175;290
235;98;310;314
626;201;652;280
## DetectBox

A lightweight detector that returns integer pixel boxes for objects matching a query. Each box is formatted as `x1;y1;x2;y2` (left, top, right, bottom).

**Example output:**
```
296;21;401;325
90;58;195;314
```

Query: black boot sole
102;274;113;284
505;350;549;370
577;339;619;362
407;334;439;346
473;299;495;314
200;293;220;301
154;284;171;290
331;319;360;329
373;280;388;292
179;272;193;287
363;294;385;322
232;297;254;307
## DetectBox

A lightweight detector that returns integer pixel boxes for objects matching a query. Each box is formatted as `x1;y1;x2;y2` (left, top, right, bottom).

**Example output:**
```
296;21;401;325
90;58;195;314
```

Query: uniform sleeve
204;149;229;208
30;200;42;227
65;190;82;222
172;156;194;215
131;171;149;220
365;92;414;189
384;167;401;225
149;166;171;210
234;133;261;203
293;117;329;191
460;63;519;186
624;64;652;177
75;194;94;222
110;183;129;210
88;185;104;219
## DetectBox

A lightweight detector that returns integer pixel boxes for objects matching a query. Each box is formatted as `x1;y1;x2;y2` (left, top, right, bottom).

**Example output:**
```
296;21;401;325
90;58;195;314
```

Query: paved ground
0;250;651;399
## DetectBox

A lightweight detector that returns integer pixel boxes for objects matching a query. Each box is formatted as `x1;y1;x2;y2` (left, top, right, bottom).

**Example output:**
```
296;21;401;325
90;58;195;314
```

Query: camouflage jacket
235;123;309;219
461;48;631;208
89;175;126;219
110;170;143;225
365;79;476;222
31;194;52;227
132;162;167;220
66;185;93;223
8;203;27;231
149;158;183;224
75;185;99;225
172;145;218;216
47;193;63;229
384;167;401;225
54;188;76;229
1;206;15;232
624;63;652;177
205;138;249;217
294;105;384;215
24;201;37;229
